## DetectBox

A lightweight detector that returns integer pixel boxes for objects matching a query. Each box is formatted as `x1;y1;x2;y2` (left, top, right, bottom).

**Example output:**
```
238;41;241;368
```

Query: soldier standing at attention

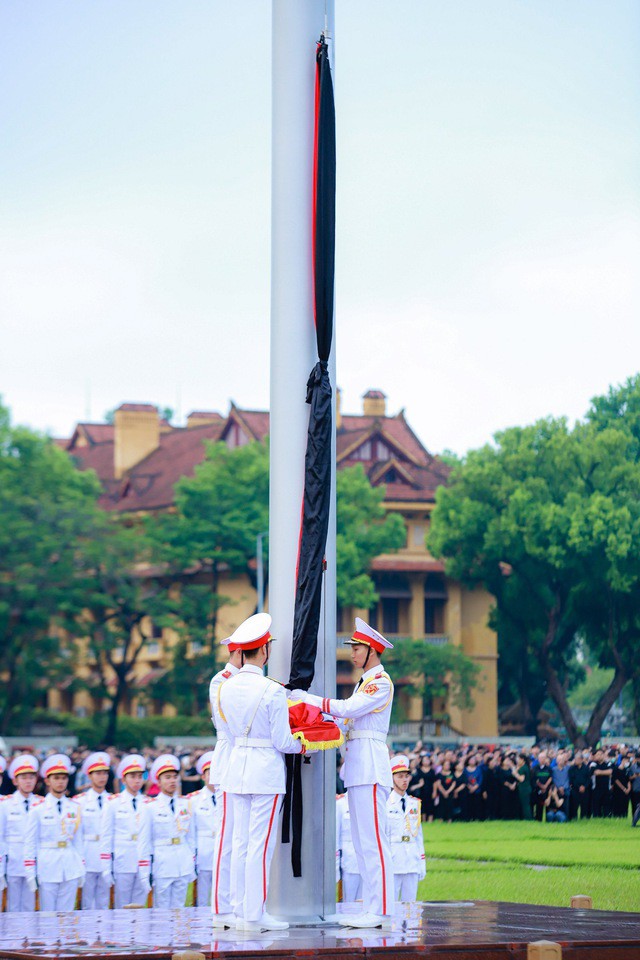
188;751;219;907
217;612;305;933
75;751;112;910
141;754;196;909
292;618;396;929
102;754;150;908
386;755;426;901
336;792;362;902
209;633;243;927
0;754;39;912
24;754;85;911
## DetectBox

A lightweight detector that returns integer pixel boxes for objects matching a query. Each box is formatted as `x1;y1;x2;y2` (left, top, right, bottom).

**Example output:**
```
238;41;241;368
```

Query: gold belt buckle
57;840;68;848
401;835;410;843
171;837;181;845
130;833;138;841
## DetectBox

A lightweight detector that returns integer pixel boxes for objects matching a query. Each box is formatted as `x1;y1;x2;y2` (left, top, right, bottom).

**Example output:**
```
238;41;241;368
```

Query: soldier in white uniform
293;617;395;929
187;751;219;907
0;754;39;912
139;754;196;909
386;755;425;901
217;612;306;933
24;754;85;912
336;792;362;902
208;634;242;926
75;752;112;910
101;754;150;908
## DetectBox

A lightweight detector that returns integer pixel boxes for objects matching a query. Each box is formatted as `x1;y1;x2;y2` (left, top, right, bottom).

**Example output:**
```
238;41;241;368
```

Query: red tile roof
117;403;158;413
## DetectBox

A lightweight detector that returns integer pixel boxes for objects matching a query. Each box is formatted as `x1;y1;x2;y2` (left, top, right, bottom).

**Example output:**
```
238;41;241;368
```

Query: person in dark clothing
434;761;455;822
513;754;532;820
590;749;612;818
465;757;485;821
569;753;591;820
419;758;436;822
611;761;631;818
484;755;502;820
532;752;553;821
499;756;521;820
452;761;468;821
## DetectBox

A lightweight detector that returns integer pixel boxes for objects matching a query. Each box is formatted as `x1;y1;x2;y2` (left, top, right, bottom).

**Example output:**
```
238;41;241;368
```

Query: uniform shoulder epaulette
32;797;45;806
68;797;81;806
108;793;118;801
221;669;232;679
72;793;83;801
143;796;154;803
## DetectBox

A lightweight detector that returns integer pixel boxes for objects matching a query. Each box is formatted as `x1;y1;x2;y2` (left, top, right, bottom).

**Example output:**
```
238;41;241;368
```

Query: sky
1;1;639;456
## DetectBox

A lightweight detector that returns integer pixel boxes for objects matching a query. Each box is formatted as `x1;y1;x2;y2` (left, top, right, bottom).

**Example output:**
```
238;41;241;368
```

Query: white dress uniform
336;793;362;902
387;791;425;901
216;614;303;931
0;754;39;913
75;751;112;910
139;754;196;909
295;618;395;925
189;752;219;907
101;755;150;909
24;794;85;912
208;659;239;919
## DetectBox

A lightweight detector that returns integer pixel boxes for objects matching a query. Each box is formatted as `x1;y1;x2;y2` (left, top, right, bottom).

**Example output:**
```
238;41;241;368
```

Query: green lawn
416;819;640;912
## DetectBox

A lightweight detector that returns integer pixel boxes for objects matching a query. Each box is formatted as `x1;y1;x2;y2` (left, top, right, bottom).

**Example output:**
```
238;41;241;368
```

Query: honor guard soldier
75;752;112;910
215;612;305;933
387;755;425;901
208;631;243;925
102;754;150;908
293;618;396;929
0;754;39;911
24;754;85;912
336;792;362;902
139;754;196;909
188;751;219;907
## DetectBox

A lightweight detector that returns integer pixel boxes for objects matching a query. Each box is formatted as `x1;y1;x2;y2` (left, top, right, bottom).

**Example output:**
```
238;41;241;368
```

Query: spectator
532;751;553;822
569;751;591;820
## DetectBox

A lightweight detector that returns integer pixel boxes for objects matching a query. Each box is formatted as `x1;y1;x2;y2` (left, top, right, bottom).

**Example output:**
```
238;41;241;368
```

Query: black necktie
57;799;62;814
401;797;406;812
170;798;175;813
132;797;137;811
98;794;103;808
24;799;29;813
211;794;216;807
355;677;364;692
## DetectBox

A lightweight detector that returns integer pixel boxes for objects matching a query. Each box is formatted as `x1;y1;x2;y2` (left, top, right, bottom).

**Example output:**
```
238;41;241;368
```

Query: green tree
0;403;103;733
386;638;480;738
336;464;406;609
428;412;640;747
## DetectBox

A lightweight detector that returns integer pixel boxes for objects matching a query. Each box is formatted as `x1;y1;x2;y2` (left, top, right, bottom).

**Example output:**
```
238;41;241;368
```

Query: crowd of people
397;742;640;823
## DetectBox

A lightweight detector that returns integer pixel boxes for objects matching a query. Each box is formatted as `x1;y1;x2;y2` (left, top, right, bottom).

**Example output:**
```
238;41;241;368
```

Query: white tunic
386;790;425;878
208;661;239;787
23;794;85;884
219;664;303;795
305;665;394;788
75;789;110;873
139;793;196;881
101;791;150;877
0;792;34;877
189;786;220;871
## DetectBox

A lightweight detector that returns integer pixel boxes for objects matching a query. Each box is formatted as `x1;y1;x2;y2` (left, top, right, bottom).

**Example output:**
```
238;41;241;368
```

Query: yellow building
56;392;498;737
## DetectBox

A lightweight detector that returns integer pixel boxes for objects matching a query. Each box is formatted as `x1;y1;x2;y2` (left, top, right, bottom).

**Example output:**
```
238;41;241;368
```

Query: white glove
0;876;6;892
27;876;38;893
102;870;115;887
139;878;151;896
290;689;309;702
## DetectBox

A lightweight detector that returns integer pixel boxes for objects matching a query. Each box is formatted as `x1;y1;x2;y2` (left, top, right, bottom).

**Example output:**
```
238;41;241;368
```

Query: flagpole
269;0;336;920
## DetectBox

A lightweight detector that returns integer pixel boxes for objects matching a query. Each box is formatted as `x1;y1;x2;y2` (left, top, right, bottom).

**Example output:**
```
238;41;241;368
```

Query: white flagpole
269;0;336;920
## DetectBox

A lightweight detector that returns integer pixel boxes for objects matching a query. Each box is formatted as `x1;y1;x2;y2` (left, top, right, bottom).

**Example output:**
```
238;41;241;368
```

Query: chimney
114;404;160;479
336;388;342;430
362;389;387;418
186;411;222;429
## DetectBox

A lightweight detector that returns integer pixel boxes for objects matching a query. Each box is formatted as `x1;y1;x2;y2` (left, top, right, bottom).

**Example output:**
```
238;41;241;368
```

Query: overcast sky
2;1;639;455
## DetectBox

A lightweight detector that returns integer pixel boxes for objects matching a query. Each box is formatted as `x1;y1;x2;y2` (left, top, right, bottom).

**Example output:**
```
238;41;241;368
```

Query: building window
425;599;445;634
190;640;203;655
412;523;426;547
147;641;160;657
151;622;163;639
136;704;147;718
381;597;399;634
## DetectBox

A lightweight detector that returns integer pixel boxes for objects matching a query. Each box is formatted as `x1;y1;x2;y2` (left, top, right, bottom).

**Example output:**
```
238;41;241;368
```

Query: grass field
416;819;640;912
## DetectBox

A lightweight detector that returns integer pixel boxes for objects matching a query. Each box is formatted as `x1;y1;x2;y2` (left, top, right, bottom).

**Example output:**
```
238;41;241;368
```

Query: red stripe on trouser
213;791;227;913
372;784;387;915
262;795;279;908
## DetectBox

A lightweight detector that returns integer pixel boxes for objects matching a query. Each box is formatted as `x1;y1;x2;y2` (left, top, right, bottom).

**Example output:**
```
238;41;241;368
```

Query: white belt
154;838;183;846
345;730;387;743
235;737;272;748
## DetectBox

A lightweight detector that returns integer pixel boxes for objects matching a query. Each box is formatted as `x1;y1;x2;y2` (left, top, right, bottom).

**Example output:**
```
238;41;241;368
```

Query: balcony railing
337;633;449;647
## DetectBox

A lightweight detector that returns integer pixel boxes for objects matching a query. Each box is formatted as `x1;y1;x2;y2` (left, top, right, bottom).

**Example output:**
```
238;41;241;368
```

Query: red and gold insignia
363;682;379;695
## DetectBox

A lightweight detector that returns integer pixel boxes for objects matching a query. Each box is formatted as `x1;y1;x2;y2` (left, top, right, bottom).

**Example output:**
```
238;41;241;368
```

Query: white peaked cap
9;754;38;778
40;754;74;778
345;616;393;653
117;754;146;780
150;754;180;784
221;612;273;650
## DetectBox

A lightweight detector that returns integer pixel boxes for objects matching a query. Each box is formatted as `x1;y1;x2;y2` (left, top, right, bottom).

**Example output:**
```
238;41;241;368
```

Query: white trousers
6;876;36;912
211;791;238;916
153;875;189;909
342;872;362;903
113;872;148;909
81;871;110;910
231;793;282;923
196;869;212;906
394;873;419;901
39;881;78;912
348;783;395;919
